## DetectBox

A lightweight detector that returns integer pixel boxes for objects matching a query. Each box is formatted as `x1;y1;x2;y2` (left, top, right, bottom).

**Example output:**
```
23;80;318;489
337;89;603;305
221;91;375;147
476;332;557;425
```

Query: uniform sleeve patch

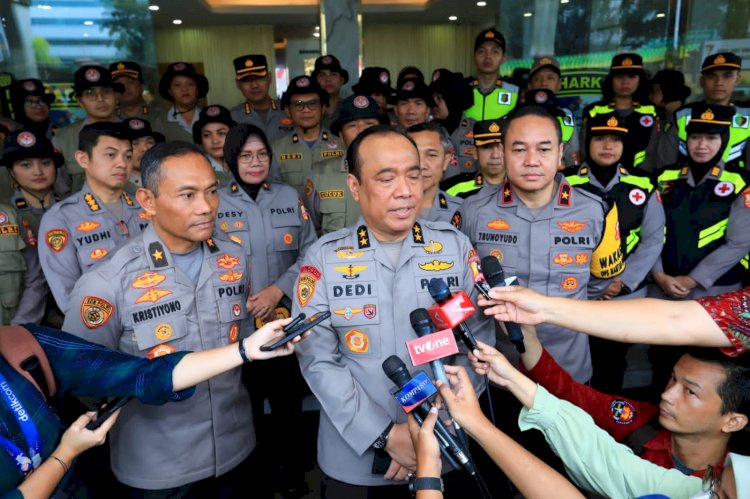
46;228;68;251
81;296;114;329
610;399;636;424
297;265;321;307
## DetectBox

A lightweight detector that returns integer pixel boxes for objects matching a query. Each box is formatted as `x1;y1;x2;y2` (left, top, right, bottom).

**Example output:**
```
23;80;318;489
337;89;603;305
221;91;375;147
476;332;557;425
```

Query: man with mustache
292;125;496;498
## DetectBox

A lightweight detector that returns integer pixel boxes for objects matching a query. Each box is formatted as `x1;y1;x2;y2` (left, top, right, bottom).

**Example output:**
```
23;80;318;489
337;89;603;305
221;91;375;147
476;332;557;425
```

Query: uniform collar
434;191;449;211
677;161;726;183
498;174;574;210
80;183;138;213
243;99;279;115
353;218;426;271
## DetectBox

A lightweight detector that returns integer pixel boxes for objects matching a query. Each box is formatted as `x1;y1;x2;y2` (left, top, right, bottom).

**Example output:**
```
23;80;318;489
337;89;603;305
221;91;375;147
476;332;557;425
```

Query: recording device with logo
427;278;479;352
260;311;331;351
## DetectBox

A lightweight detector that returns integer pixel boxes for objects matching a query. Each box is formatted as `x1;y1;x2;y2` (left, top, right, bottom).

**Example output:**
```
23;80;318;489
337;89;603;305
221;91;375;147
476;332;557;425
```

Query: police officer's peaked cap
530;55;561;78
474;28;505;52
158;62;209;102
192;105;237;144
1;129;64;168
281;76;329;108
312;54;349;84
9;79;56;106
686;103;734;135
609;53;644;76
72;65;125;97
110;61;144;82
394;78;435;107
701;52;742;74
331;95;388;136
352;67;393;96
473;120;502;147
124;118;165;143
586;112;628;138
233;55;269;80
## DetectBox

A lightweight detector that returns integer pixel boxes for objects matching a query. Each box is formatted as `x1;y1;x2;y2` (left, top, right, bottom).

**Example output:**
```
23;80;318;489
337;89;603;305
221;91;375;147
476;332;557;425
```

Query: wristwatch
372;422;393;450
408;476;444;495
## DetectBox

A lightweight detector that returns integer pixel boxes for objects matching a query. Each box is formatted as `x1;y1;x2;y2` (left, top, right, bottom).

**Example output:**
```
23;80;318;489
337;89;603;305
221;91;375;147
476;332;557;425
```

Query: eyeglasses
82;87;115;99
237;151;270;163
24;98;47;108
291;99;321;111
702;464;722;499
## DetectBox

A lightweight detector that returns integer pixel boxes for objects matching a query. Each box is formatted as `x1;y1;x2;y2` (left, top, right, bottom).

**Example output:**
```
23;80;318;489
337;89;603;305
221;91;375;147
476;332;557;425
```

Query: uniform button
133;245;142;254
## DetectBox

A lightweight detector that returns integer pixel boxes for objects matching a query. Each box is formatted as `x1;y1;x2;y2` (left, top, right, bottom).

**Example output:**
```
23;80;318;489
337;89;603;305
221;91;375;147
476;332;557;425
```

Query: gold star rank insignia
357;225;371;249
148;242;168;268
412;222;424;243
558;183;571;206
439;193;447;207
501;180;513;204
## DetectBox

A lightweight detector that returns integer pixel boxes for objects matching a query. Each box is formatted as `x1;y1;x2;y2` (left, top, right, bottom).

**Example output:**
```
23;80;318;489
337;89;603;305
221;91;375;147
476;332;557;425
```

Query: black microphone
481;256;525;353
427;278;479;352
382;355;476;476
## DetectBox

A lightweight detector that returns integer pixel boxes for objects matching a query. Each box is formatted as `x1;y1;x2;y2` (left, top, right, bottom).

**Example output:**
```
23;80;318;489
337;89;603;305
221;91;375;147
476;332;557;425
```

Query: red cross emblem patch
714;181;734;197
628;188;646;206
639;115;654;127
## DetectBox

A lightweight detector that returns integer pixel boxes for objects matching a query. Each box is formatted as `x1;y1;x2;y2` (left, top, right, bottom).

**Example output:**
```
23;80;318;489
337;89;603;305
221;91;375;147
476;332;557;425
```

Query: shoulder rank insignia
619;166;628;175
83;193;101;212
205;237;220;253
680;166;689;176
15;198;28;210
122;191;135;206
292;133;300;144
231;182;239;193
148;241;168;268
476;173;484;186
262;182;270;190
579;167;588;175
322;131;329;141
710;166;721;178
245;102;252;115
357;225;370;249
438;193;448;208
501;180;513;204
412;222;424;243
558;182;572;207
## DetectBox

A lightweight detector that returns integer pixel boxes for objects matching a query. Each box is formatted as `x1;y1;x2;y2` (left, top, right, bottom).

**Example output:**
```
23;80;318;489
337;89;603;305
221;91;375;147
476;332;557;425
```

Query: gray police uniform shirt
38;184;148;311
229;100;295;143
425;190;463;224
62;226;254;489
443;116;477;182
9;188;59;237
454;176;620;382
52;118;90;195
292;218;494;486
116;102;164;122
159;106;201;142
303;157;361;235
570;165;665;296
0;203;46;325
216;181;317;306
269;129;346;197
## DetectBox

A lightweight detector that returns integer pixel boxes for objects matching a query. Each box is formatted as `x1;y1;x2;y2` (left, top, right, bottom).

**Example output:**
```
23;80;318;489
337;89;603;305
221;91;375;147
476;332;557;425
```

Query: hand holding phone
260;311;331;351
85;396;133;430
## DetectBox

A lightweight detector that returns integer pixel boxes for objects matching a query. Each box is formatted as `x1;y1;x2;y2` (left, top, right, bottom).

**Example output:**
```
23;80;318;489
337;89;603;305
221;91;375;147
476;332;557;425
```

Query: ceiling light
477;1;487;6
83;33;89;37
315;25;320;30
83;20;93;25
149;5;160;11
37;4;52;9
448;15;458;21
656;12;665;17
523;12;533;17
561;0;569;3
172;19;182;25
313;32;320;38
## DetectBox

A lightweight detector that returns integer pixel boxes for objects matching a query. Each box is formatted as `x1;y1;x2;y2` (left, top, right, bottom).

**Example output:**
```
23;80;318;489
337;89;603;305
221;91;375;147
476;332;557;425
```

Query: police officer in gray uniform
230;54;294;143
156;62;209;142
406;122;463;223
453;107;624;383
305;94;387;234
54;65;124;195
110;61;163;122
270;76;346;196
39;123;147;311
63;141;267;495
442;120;506;199
293;126;495;496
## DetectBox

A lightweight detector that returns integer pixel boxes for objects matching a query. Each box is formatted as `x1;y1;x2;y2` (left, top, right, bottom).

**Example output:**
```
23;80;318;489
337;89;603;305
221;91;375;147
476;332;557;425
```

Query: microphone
481;256;525;353
382;355;476;476
427;278;479;352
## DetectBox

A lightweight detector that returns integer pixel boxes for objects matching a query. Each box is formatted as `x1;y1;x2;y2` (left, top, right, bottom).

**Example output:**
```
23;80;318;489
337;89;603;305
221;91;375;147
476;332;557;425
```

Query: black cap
192;105;237;144
586;112;628;137
651;69;691;105
233;54;269;80
1;129;63;168
701;52;742;74
312;55;349;84
429;69;473;111
473;120;502;147
474;28;505;52
331;95;388;136
10;79;55;106
394;78;435;107
530;56;561;78
110;61;144;82
72;65;125;97
686;103;734;135
351;67;393;96
158;62;209;102
523;88;558;107
281;75;329;108
124;118;165;143
609;53;644;76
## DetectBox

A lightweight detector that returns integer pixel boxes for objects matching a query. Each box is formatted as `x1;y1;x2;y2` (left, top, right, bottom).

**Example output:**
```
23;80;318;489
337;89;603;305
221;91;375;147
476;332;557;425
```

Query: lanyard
0;371;43;475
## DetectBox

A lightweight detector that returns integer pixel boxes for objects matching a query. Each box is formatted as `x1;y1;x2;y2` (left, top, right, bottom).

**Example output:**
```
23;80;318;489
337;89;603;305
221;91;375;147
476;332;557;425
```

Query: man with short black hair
313;54;349;130
465;28;519;122
110;61;161;121
39;122;147;311
443;119;506;199
393;78;433;131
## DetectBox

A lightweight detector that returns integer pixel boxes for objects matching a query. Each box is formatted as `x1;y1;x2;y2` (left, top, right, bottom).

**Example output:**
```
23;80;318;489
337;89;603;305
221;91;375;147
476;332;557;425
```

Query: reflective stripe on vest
465;82;519;121
626;227;641;254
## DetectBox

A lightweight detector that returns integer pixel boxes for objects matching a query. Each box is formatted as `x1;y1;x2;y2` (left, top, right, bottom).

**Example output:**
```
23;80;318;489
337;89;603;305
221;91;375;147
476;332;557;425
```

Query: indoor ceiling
148;0;499;40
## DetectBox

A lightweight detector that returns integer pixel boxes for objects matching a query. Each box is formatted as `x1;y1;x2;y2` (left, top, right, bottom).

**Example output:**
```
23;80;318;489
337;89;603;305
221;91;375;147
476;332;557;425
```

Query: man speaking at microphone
292;125;496;498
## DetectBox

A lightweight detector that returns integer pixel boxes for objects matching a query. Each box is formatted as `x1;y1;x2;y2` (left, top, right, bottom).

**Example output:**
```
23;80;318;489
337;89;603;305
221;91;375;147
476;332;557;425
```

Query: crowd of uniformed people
1;25;750;499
